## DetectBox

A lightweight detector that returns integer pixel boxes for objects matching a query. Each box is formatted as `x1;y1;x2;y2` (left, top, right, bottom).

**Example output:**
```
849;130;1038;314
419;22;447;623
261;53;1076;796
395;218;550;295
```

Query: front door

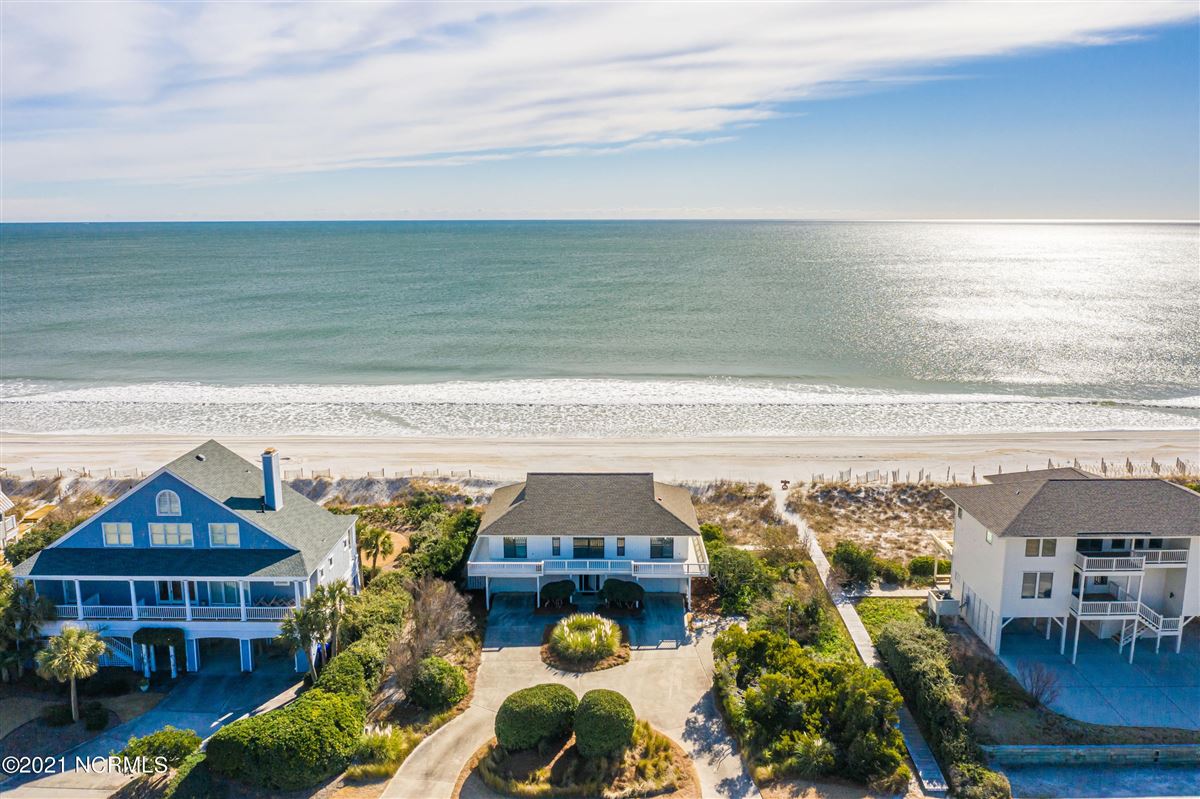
578;574;600;593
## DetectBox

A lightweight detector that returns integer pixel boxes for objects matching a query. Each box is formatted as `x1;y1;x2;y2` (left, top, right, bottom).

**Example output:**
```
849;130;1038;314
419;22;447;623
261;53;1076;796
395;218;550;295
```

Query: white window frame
102;522;133;546
149;522;194;547
208;522;240;547
207;580;240;605
155;490;182;516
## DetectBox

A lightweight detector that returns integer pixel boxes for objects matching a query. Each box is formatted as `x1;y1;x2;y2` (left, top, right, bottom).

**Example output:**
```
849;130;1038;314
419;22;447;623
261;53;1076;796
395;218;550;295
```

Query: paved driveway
385;595;760;799
0;670;302;799
999;621;1200;730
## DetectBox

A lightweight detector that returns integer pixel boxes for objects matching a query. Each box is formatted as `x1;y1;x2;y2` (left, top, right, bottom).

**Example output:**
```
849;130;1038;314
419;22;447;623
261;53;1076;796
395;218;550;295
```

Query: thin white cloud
1;1;1196;187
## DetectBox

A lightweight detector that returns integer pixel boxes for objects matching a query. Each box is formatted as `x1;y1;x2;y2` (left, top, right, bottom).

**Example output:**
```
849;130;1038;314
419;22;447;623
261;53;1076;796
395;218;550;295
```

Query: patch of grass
694;480;796;547
541;621;631;673
856;598;924;642
345;728;424;782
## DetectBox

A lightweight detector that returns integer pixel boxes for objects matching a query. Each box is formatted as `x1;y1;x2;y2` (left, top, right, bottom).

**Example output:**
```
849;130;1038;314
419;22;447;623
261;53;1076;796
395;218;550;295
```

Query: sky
2;1;1198;222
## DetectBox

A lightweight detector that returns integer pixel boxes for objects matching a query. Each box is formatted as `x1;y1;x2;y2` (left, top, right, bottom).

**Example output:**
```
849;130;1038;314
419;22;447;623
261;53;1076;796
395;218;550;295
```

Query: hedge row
206;689;365;790
876;620;1010;799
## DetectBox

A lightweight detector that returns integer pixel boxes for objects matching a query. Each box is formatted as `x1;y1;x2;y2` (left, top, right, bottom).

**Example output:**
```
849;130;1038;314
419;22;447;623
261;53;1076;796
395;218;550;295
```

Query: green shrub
410;656;468;709
82;701;108;731
710;547;772;614
341;635;389;690
874;558;909;585
574;689;636;758
951;762;1013;799
494;683;578;751
42;703;74;726
549;613;621;662
206;689;364;790
162;752;222;799
540;579;575;607
120;725;201;769
831;541;876;584
599;579;644;609
700;522;726;549
82;667;139;697
314;651;369;703
345;728;423;782
768;731;835;778
340;587;410;644
908;555;951;578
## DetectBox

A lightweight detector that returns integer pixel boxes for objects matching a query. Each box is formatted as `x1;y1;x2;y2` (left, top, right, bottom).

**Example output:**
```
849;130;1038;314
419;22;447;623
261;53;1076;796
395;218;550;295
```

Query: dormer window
156;490;181;516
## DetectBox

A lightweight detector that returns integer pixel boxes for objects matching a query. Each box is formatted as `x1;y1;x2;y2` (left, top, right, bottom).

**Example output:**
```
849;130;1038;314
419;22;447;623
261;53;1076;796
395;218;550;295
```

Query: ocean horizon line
2;218;1198;226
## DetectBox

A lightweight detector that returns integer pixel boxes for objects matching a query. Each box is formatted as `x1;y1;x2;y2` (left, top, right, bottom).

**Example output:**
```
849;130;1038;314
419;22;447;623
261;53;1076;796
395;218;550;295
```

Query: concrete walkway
0;670;302;799
385;596;760;799
774;491;948;797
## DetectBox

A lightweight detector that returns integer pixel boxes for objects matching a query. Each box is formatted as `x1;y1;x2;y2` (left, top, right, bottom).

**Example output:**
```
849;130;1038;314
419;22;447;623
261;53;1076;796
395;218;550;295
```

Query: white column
485;576;490;609
1072;614;1082;664
182;581;192;621
129;581;139;621
141;644;151;679
168;645;178;679
1060;615;1068;655
293;581;302;607
535;576;541;609
74;579;83;619
239;580;247;621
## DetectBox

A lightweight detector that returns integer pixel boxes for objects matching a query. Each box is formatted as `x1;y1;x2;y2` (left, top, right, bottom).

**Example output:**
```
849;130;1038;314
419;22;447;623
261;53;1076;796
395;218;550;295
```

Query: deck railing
1070;594;1139;617
245;606;291;620
82;605;133;619
50;603;290;622
191;606;243;620
1133;549;1188;565
468;559;708;577
55;604;79;619
139;606;187;620
1074;552;1144;572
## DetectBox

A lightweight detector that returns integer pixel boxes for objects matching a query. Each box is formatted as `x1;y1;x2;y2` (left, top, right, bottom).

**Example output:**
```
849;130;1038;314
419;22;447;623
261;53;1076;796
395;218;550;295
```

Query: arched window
156;490;181;516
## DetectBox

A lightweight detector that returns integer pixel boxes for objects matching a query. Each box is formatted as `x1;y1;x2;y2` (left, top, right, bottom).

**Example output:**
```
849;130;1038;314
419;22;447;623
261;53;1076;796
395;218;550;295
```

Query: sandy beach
2;429;1195;484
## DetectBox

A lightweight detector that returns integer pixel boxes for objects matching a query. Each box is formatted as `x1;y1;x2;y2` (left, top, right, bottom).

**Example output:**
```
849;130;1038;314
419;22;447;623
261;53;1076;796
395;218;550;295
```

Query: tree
387;576;471;689
358;524;394;574
314;580;350;657
709;547;771;614
35;627;106;722
278;600;330;685
1;577;53;680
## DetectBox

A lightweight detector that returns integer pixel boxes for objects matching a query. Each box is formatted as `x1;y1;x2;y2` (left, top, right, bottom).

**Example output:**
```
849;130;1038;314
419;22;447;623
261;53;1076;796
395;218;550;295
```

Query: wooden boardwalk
774;491;949;797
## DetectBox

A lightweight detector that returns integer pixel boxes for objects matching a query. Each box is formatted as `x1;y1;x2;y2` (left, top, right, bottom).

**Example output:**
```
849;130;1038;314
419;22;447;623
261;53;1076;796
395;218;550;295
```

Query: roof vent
196;454;206;461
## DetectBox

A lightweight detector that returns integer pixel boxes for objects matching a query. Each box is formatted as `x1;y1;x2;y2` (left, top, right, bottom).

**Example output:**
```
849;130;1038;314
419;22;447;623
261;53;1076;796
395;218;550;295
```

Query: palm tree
1;579;53;679
35;627;107;722
358;525;394;576
316;580;350;656
277;601;328;685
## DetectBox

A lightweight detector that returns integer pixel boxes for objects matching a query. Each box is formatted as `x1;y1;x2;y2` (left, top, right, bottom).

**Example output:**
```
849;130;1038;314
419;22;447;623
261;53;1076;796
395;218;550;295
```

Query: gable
53;471;293;552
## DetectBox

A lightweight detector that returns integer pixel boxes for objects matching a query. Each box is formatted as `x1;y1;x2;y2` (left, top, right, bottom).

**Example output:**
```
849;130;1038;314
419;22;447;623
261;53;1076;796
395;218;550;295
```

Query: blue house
11;440;359;674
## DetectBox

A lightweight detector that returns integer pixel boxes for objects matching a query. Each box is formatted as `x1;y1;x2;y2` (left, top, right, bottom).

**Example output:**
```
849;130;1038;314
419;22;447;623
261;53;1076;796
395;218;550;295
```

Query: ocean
1;221;1197;438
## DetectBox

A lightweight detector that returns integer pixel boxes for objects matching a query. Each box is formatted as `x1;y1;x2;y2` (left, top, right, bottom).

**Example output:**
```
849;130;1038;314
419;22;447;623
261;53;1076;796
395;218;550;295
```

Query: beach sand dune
2;430;1195;484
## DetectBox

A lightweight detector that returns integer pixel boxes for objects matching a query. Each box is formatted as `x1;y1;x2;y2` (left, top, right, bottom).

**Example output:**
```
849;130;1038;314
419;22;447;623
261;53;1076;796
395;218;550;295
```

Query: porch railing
245;606;291;620
1074;552;1144;572
139;606;187;620
467;559;708;578
82;605;133;619
55;604;79;619
1133;548;1188;566
191;606;243;620
1070;594;1139;617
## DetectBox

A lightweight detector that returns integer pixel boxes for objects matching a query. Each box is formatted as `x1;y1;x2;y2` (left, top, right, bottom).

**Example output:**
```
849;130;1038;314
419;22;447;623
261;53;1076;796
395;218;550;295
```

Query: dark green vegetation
598;578;644;610
574;689;636;758
206;689;365;790
0;489;107;567
481;687;689;798
494;683;579;751
712;626;909;791
540;579;575;608
876;620;1010;799
831;541;952;588
410;655;469;710
118;726;202;770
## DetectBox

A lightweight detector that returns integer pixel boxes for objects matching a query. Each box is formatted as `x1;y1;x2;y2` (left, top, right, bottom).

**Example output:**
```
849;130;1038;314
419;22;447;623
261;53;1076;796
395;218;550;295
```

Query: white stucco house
465;472;709;607
938;468;1199;662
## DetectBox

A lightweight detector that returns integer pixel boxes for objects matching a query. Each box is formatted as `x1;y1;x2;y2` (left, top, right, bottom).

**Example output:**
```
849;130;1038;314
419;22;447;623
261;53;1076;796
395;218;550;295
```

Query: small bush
410;656;468;710
82;701;109;731
710;547;772;614
908;555;951;578
549;613;620;663
206;689;365;790
574;689;636;758
700;522;726;549
494;683;578;751
599;578;644;609
82;667;139;697
314;650;369;703
120;725;201;769
345;728;423;782
341;634;389;690
874;558;909;585
162;752;222;799
42;703;74;726
831;541;875;584
951;762;1013;799
540;579;575;607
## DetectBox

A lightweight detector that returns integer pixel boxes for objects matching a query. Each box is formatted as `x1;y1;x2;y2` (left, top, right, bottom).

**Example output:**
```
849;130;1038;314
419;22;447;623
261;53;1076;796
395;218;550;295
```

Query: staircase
99;636;135;668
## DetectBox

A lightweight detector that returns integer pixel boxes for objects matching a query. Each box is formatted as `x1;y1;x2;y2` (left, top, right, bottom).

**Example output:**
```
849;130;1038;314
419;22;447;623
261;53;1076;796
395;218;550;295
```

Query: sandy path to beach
2;430;1196;483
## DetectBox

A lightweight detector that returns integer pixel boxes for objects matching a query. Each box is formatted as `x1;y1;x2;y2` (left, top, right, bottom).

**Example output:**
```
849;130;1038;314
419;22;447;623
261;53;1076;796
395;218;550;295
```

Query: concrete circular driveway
384;595;760;799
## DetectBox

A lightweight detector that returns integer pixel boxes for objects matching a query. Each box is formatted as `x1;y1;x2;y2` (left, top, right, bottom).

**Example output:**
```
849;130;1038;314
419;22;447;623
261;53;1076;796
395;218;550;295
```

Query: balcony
1070;594;1140;617
52;602;293;622
1133;548;1188;566
467;558;708;578
1073;552;1144;572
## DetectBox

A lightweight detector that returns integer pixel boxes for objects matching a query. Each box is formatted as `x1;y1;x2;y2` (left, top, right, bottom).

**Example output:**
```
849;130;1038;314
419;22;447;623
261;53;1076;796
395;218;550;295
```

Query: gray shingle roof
942;478;1200;538
479;473;700;538
983;467;1096;484
11;545;306;578
164;440;354;574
